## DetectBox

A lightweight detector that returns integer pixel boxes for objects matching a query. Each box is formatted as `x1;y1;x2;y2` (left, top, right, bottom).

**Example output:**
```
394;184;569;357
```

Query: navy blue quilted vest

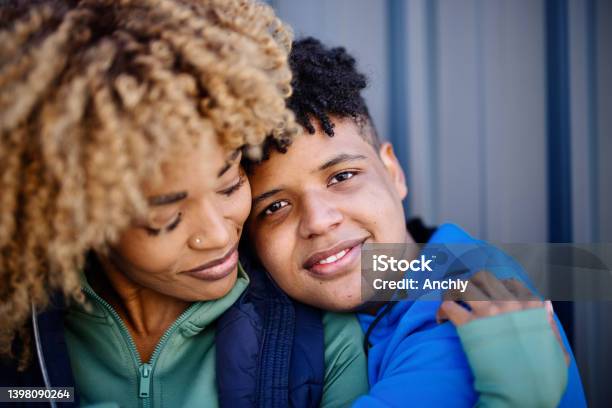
215;249;325;408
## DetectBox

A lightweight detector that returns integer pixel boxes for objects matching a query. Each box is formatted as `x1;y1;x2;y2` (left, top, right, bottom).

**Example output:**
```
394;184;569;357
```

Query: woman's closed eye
219;174;246;197
145;212;182;236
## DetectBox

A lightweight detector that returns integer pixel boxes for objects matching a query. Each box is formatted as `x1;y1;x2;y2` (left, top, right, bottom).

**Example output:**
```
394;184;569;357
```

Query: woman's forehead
146;144;241;194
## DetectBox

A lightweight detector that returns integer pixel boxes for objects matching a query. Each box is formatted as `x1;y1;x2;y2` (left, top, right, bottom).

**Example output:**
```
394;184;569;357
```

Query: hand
436;270;570;365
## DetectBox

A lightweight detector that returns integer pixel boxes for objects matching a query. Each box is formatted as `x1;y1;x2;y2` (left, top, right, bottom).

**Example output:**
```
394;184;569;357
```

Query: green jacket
64;265;368;407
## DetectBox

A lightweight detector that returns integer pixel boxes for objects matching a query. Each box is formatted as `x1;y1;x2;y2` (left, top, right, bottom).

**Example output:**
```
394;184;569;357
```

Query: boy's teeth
317;248;348;265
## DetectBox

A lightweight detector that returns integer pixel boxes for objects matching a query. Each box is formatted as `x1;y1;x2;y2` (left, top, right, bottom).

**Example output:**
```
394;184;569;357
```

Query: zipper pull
139;363;152;398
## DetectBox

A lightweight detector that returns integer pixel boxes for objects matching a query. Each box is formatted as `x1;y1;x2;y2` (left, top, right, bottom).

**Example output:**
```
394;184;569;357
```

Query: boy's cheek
262;236;301;288
254;230;286;272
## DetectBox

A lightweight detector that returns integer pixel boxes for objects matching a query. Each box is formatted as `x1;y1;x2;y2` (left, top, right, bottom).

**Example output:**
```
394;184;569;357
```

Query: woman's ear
378;142;408;200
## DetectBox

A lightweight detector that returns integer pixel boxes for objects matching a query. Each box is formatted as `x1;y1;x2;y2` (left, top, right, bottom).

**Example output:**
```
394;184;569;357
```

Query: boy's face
247;117;409;311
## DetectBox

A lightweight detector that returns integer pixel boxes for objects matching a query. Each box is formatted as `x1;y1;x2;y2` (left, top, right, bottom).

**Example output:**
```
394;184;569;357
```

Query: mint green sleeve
321;312;369;408
456;308;568;407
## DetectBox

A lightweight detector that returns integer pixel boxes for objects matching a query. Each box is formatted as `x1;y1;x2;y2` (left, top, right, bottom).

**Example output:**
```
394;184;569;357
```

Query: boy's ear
378;142;407;200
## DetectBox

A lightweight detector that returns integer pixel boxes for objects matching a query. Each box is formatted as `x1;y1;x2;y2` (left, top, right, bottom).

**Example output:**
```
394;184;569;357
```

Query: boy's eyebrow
217;149;241;177
317;153;367;172
252;188;283;207
148;191;188;206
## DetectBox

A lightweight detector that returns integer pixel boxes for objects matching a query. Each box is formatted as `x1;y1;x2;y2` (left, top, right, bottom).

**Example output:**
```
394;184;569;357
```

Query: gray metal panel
481;0;548;242
436;0;483;238
405;0;548;242
406;0;438;225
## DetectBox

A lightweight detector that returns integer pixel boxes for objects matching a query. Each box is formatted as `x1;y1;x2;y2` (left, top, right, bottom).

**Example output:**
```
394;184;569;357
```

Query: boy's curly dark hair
288;37;381;147
247;37;381;166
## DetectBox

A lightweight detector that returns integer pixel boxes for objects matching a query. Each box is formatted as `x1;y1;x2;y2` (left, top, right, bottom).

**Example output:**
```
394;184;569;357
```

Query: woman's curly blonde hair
0;0;296;369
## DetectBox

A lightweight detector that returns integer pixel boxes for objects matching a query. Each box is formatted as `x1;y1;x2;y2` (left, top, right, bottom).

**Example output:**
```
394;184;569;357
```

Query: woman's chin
183;267;239;302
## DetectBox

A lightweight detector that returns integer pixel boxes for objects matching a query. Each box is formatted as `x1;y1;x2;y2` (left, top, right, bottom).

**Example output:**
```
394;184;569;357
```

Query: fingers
470;271;514;300
449;272;512;316
503;278;542;304
437;270;553;325
437;300;472;326
497;278;543;310
442;271;542;318
444;283;499;316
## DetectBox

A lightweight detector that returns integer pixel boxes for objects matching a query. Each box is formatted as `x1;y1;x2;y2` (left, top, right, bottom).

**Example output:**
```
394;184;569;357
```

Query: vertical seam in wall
386;0;411;216
587;0;599;242
545;0;574;346
546;0;573;244
425;0;440;223
475;0;488;240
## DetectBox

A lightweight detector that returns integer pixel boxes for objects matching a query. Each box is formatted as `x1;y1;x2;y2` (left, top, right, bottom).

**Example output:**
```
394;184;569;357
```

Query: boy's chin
314;293;365;313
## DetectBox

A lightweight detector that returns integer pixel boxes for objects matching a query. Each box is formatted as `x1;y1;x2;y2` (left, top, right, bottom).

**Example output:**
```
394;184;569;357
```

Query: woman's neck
88;256;191;363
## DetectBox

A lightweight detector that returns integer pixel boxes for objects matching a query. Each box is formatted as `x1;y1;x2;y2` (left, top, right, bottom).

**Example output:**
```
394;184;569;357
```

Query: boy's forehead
269;119;372;166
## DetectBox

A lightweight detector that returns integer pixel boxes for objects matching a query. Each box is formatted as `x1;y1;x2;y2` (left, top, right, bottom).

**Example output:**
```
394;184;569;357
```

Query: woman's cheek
130;242;177;277
114;228;183;276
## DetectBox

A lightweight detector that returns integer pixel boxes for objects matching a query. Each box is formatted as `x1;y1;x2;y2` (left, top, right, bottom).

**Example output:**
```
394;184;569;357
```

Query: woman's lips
182;247;238;281
306;240;364;279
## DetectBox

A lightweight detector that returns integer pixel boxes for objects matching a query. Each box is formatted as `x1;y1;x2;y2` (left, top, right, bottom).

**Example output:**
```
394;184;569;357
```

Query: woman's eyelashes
145;212;183;236
143;174;245;236
220;174;246;197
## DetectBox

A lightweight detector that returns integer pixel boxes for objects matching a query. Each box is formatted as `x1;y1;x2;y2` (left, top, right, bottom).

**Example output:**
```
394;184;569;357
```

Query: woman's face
107;139;251;302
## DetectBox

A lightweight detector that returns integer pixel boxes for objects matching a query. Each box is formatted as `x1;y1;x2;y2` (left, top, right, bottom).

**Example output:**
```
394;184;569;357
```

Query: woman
0;1;368;406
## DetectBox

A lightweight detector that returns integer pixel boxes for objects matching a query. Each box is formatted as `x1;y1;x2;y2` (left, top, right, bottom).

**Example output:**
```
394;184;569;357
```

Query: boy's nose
298;194;343;239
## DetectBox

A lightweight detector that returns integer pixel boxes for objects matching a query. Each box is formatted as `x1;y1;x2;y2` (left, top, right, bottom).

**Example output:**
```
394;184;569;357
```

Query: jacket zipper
139;363;152;398
82;286;197;408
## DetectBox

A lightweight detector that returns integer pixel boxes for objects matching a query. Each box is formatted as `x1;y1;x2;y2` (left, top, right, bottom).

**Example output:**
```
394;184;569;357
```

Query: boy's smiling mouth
303;237;368;278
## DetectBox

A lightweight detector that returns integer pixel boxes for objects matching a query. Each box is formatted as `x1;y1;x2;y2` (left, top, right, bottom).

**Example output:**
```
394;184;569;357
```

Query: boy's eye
263;200;289;216
328;170;357;186
145;212;182;236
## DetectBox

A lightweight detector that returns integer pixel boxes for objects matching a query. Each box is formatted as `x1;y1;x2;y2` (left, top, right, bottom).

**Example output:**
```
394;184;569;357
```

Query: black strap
363;302;395;355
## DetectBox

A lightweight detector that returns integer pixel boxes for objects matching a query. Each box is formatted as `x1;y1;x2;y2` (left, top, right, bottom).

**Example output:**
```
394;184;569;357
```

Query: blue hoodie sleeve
352;306;569;408
354;301;478;408
427;224;586;407
353;224;586;407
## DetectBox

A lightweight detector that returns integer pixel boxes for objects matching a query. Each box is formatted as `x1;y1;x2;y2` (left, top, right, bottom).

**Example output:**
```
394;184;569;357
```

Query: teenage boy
245;38;586;407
